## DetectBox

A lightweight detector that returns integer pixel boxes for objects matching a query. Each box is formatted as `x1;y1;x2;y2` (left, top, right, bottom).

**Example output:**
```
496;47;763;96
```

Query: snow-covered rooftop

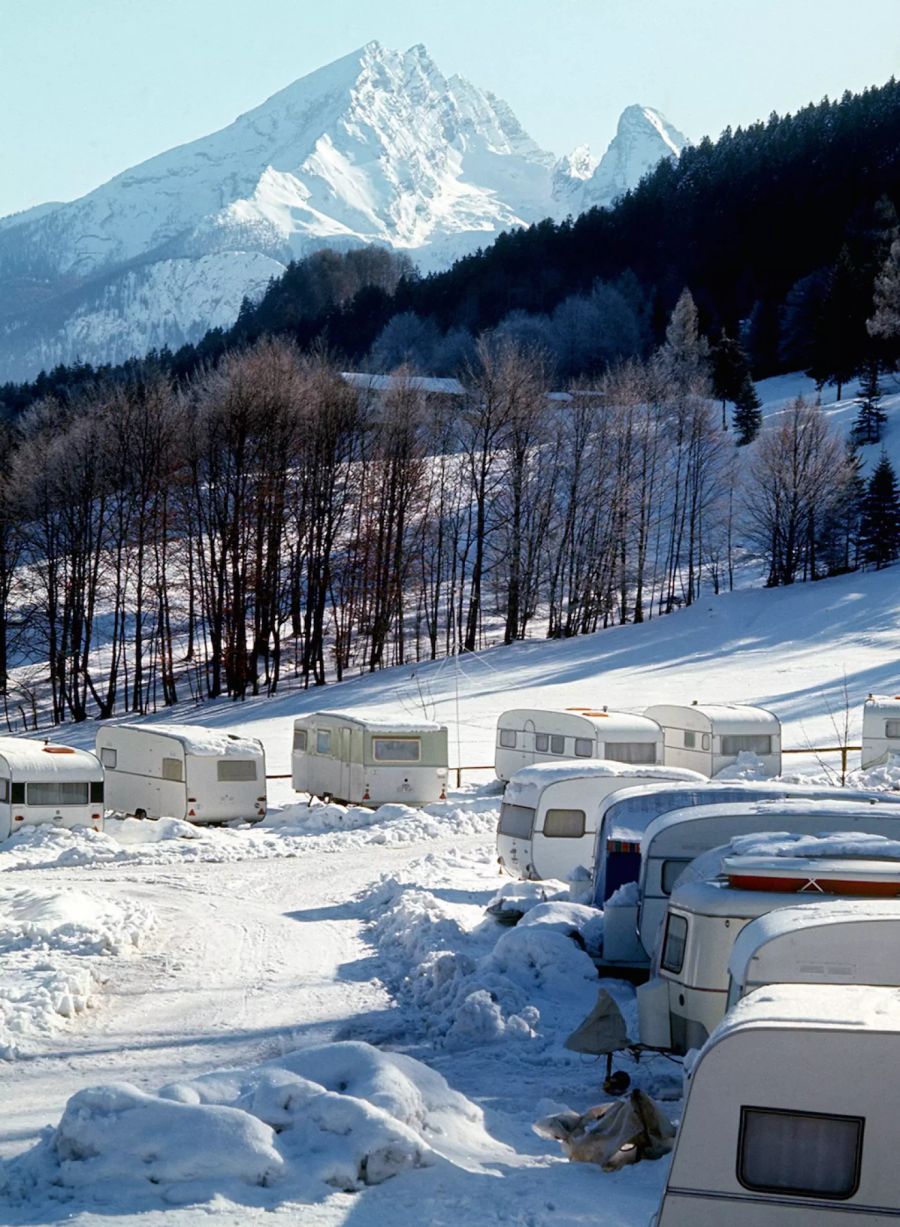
115;724;264;758
295;711;445;734
340;372;466;397
713;983;900;1040
0;736;101;778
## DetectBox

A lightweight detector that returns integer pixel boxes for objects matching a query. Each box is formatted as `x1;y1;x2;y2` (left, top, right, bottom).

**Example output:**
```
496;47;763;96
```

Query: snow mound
0;794;500;872
847;753;900;791
714;751;769;781
0;885;153;1059
2;1042;501;1206
361;877;606;1051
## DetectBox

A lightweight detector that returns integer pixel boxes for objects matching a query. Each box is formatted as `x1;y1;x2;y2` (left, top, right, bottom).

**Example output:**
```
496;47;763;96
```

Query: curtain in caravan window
605;742;656;764
499;729;517;749
739;1107;863;1199
293;728;308;752
574;738;593;757
535;733;549;752
100;747;117;768
26;781;89;806
217;759;258;782
721;734;772;756
886;720;900;739
162;758;183;782
543;808;585;838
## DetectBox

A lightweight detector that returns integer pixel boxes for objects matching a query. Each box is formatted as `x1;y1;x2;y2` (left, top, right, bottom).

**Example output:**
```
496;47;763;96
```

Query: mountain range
0;42;686;381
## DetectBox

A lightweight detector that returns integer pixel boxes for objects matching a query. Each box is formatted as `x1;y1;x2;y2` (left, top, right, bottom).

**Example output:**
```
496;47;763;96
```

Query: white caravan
590;781;882;966
643;702;781;777
494;707;662;781
656;983;900;1225
0;737;104;839
96;724;266;824
636;796;900;961
292;712;448;807
496;761;705;883
726;899;900;1010
861;693;900;768
638;849;900;1054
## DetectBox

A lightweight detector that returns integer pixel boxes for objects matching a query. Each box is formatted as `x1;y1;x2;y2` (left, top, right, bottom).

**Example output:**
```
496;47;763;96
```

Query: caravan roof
714;981;900;1042
295;711;443;734
645;702;777;730
0;737;101;781
641;795;900;854
728;898;900;989
129;724;263;757
504;761;706;810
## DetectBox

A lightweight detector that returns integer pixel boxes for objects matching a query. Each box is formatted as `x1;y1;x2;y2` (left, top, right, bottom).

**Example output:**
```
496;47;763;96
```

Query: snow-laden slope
0;43;684;381
0;374;898;1226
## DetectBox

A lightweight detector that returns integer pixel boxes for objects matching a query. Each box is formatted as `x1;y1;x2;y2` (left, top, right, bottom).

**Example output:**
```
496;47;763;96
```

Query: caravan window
738;1107;863;1200
10;782;24;805
535;733;549;752
574;738;593;757
661;858;692;894
90;781;104;804
661;913;688;973
721;734;773;756
0;779;7;803
217;760;258;782
373;738;421;763
606;741;656;765
886;720;900;740
683;730;696;748
499;729;517;749
550;735;565;755
100;747;117;769
26;781;89;806
499;804;535;838
316;730;332;755
543;808;585;838
293;728;308;752
162;758;183;782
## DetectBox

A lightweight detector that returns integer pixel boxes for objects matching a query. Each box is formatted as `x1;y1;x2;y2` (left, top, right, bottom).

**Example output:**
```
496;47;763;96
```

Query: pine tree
859;453;900;569
711;330;749;429
867;234;900;366
851;359;886;444
732;372;762;445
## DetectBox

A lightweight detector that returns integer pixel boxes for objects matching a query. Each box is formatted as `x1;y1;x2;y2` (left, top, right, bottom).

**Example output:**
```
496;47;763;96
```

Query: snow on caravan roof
656;703;776;729
299;711;444;734
711;982;900;1042
500;708;661;735
504;761;705;808
0;736;101;779
127;724;263;757
727;898;900;988
340;372;466;396
641;795;900;853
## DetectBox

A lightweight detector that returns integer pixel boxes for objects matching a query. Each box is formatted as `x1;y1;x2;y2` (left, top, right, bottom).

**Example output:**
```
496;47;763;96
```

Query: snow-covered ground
1;370;900;1225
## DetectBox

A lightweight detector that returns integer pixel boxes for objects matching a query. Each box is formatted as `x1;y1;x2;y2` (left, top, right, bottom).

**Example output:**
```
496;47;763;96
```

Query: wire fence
269;746;867;785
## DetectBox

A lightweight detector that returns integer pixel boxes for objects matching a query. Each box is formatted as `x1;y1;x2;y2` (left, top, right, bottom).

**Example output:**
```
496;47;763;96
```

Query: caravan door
340;726;353;803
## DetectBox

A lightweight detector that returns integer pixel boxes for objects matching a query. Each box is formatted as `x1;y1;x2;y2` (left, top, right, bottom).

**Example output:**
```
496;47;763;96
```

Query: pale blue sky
1;0;898;217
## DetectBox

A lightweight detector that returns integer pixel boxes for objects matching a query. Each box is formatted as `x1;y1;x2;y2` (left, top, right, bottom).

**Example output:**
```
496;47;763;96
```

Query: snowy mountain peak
0;45;685;381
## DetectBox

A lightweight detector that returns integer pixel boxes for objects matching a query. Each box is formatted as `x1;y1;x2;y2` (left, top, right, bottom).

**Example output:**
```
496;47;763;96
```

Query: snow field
0;884;153;1059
